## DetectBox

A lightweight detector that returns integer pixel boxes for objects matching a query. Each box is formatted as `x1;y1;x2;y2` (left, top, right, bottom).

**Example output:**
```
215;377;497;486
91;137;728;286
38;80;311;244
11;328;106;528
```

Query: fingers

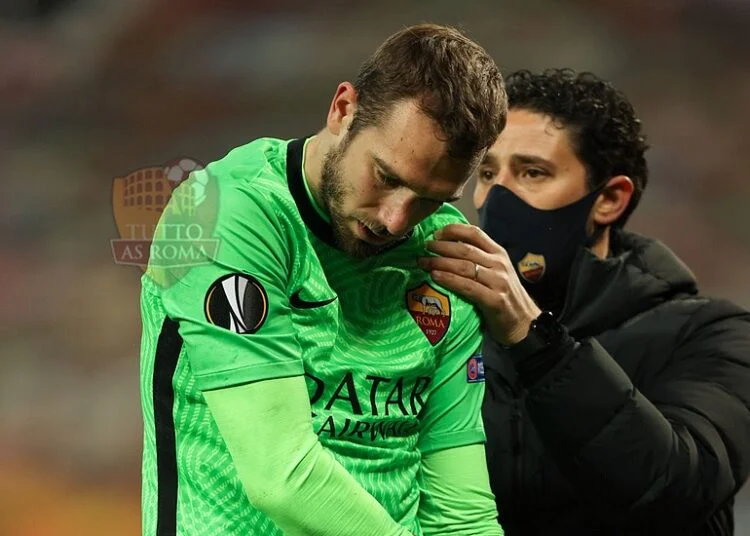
427;268;503;311
418;255;477;280
424;237;495;267
419;224;514;302
419;225;513;288
419;253;510;292
433;224;504;254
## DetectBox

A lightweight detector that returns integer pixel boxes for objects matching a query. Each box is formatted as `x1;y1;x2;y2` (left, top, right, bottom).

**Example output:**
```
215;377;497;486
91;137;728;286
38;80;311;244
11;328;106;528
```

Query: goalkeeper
140;23;506;536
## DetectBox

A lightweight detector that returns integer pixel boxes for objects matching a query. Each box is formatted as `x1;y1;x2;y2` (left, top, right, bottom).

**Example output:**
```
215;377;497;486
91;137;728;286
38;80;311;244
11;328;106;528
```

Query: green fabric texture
204;377;412;536
418;444;503;535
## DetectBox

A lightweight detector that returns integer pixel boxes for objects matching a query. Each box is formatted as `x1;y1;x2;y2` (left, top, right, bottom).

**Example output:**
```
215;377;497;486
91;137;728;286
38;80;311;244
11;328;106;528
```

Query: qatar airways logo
305;371;432;441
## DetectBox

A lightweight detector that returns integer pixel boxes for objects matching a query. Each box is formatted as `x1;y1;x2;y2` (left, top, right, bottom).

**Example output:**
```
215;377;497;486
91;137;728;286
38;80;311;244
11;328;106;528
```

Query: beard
320;142;393;259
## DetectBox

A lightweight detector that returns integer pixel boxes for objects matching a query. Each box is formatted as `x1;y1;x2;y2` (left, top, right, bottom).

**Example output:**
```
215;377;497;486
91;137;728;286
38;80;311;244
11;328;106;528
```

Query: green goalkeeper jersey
139;136;486;535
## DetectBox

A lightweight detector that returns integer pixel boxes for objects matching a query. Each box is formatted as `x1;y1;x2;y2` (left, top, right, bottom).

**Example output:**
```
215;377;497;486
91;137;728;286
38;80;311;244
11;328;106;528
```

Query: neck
590;225;611;259
302;132;327;211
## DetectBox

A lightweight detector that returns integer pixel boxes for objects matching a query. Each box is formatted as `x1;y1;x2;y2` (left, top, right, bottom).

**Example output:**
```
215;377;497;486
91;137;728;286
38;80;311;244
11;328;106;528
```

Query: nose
475;169;511;209
492;168;512;188
380;192;414;237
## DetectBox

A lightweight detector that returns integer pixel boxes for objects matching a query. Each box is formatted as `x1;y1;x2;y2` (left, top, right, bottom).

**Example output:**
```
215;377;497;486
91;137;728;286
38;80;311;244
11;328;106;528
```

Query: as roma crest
517;253;546;283
406;282;451;345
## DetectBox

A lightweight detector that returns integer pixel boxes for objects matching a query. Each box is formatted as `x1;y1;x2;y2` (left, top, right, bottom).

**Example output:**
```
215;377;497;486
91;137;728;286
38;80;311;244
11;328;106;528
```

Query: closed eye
376;169;401;189
374;161;459;203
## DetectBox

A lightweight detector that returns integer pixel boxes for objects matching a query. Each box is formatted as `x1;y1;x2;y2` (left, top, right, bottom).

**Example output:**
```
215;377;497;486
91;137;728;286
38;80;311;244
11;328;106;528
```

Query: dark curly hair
506;68;649;227
350;23;507;162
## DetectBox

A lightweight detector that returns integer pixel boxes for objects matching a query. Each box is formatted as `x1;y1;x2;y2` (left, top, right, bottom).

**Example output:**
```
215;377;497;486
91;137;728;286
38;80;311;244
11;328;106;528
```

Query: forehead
359;99;475;195
487;109;577;163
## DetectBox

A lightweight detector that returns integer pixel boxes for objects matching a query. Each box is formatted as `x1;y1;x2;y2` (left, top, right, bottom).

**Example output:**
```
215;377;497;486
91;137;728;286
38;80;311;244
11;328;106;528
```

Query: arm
418;224;750;530
205;377;411;536
416;287;502;535
519;300;750;530
418;444;502;536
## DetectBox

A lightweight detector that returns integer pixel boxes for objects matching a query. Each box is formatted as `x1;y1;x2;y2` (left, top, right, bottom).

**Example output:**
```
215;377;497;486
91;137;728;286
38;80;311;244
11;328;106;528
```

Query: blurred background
1;0;749;534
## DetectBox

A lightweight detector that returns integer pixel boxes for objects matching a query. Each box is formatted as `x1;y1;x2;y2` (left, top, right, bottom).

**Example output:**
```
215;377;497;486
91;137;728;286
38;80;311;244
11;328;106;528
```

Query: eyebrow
372;154;461;203
480;153;499;167
511;153;556;170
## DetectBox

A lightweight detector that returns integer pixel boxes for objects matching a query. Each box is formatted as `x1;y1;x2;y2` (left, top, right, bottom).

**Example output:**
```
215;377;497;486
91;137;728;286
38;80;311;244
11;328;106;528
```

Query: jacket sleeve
520;299;750;530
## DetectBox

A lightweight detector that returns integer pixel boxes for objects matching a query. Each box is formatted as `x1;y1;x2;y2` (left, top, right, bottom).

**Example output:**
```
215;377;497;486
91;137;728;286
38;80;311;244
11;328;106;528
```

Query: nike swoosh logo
289;289;338;309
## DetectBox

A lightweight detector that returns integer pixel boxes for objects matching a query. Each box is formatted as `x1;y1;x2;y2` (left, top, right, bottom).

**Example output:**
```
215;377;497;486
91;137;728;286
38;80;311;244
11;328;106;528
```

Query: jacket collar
559;230;698;337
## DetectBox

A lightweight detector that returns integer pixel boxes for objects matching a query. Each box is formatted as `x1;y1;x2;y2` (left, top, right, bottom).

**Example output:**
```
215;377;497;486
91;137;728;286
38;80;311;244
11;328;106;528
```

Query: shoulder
676;296;750;347
196;137;304;238
614;294;750;366
146;138;307;286
210;137;294;202
409;206;479;334
640;296;750;396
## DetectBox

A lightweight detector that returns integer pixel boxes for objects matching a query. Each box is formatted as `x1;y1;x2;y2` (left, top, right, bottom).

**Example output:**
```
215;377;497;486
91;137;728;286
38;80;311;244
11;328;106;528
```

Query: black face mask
478;185;604;314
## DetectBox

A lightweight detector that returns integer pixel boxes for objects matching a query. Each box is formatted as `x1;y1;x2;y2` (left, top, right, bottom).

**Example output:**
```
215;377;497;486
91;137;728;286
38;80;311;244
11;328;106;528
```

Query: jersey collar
287;136;337;247
286;135;414;253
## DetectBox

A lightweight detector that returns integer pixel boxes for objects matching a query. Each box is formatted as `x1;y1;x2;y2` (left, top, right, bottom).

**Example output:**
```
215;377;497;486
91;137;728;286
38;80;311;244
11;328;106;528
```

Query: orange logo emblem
517;253;546;283
406;282;451;345
110;158;219;272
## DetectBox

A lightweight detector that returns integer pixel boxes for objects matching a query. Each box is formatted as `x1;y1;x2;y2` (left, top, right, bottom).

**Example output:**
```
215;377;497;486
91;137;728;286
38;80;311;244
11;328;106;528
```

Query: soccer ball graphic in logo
163;158;207;216
166;158;201;183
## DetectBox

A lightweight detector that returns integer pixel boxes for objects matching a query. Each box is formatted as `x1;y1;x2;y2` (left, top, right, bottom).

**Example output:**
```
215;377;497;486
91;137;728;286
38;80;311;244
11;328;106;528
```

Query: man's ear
592;175;634;226
326;82;357;137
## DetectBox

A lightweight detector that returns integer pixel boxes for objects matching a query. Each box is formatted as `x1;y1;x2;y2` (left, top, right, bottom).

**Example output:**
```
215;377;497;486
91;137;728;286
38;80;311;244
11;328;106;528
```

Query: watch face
533;311;561;342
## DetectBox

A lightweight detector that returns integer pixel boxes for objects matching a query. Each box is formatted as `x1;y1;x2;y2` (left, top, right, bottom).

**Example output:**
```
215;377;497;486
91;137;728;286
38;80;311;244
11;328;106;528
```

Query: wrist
502;303;543;346
504;311;568;363
503;316;534;346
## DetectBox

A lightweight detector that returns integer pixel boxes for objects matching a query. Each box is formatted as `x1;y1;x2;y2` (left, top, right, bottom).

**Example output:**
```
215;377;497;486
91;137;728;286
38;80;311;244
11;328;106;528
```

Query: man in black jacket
418;68;750;534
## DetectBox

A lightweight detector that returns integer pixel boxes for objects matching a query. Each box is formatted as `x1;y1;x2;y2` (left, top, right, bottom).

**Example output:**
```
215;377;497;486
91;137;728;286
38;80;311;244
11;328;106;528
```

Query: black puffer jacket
483;231;750;535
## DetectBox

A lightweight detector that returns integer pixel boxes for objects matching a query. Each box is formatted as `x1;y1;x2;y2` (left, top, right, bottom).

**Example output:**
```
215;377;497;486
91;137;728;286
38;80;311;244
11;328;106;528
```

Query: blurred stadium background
1;1;748;534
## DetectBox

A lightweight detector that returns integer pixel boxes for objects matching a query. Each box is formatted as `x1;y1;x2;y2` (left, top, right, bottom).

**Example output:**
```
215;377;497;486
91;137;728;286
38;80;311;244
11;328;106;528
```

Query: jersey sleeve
146;164;304;392
417;444;502;535
417;294;485;455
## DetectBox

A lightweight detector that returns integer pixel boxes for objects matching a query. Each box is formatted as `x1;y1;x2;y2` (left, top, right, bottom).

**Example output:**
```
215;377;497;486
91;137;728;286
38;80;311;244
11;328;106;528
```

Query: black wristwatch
505;311;567;362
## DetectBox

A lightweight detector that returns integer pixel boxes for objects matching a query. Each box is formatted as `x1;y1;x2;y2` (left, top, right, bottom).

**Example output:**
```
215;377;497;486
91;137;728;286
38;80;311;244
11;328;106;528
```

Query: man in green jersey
140;23;507;535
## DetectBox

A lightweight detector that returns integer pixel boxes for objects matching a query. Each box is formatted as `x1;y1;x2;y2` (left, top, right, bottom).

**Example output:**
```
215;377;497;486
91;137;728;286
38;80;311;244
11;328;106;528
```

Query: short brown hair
350;23;507;162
